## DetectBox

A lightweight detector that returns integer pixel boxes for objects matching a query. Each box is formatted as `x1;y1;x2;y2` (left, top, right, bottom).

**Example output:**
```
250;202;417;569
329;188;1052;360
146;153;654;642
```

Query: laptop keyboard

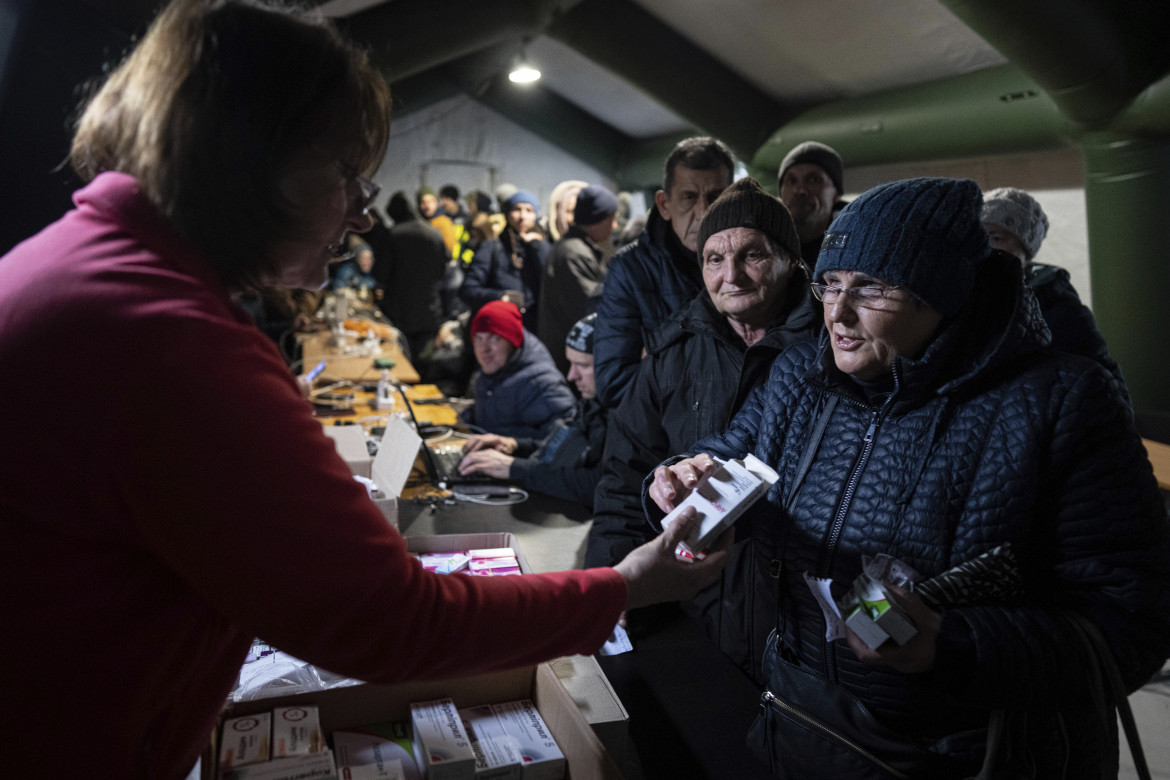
430;445;496;484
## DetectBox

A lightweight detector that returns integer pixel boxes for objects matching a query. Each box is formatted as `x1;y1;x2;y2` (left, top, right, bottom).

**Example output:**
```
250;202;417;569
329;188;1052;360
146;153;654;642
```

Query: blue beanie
504;190;539;212
814;178;989;317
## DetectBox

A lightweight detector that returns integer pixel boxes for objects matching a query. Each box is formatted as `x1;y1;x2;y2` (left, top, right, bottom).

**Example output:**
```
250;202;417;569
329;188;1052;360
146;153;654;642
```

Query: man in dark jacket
459;190;549;332
381;192;449;363
459;300;574;441
587;178;821;669
593;136;735;408
777;140;849;263
982;185;1130;407
458;314;607;507
538;184;617;373
650;178;1170;777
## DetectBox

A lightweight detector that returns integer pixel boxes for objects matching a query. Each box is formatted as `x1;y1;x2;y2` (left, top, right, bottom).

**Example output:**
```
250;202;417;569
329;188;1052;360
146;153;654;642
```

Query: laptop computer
427;443;498;486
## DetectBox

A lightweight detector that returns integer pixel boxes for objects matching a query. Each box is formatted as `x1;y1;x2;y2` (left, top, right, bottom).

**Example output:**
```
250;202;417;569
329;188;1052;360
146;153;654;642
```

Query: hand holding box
659;454;778;557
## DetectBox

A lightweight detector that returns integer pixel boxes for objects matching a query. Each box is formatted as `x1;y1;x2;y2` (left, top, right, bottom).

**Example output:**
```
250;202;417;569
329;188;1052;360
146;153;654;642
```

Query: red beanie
471;300;524;348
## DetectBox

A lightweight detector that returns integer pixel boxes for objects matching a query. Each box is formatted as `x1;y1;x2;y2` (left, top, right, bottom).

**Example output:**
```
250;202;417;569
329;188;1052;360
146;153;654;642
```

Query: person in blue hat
459;188;549;332
649;177;1170;778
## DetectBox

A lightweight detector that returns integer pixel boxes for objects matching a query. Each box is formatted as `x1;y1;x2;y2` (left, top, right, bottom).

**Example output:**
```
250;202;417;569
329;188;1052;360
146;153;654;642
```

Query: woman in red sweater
0;2;726;776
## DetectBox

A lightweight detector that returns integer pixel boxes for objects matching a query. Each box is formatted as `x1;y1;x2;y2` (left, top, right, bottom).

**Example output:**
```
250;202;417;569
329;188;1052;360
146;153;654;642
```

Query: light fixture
508;44;541;84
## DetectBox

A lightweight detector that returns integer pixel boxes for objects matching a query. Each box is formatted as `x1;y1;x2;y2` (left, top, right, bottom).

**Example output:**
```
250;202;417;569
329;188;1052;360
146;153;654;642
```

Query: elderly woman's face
822;269;943;381
702;227;793;326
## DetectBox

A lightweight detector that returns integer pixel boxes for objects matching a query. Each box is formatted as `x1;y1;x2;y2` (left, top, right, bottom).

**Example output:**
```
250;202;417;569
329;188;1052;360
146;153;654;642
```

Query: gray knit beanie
698;177;802;261
814;178;990;317
981;187;1049;260
778;141;844;195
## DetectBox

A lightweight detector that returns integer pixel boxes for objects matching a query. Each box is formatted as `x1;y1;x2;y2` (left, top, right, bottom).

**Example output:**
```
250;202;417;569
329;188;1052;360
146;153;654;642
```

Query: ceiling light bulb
509;63;541;83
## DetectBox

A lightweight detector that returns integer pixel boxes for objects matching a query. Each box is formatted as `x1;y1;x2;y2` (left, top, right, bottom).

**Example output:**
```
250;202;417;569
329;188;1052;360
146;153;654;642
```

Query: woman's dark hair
71;0;391;290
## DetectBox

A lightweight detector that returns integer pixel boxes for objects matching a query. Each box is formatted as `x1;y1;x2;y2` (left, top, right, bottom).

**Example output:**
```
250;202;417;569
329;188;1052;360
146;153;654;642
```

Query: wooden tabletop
1143;438;1170;491
300;330;419;384
312;383;456;428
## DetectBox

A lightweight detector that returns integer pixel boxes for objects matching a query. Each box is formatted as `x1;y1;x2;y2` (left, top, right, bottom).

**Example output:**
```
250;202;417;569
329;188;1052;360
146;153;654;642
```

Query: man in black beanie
538;183;618;374
587;178;821;677
777;140;848;263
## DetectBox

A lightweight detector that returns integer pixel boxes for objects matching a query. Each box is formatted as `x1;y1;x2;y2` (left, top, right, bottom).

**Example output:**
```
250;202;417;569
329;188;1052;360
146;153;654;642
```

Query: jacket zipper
821;406;882;681
760;690;910;779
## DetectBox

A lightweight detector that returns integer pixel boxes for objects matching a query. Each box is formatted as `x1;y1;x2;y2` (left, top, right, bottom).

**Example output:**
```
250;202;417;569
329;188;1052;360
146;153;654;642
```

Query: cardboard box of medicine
410;697;477;779
220;750;337;780
407;534;533;576
467;557;521;577
491;699;565;780
272;705;322;758
220;712;271;769
208;535;617;779
840;575;917;650
209;664;619;780
460;704;522;780
332;720;422;780
660;454;779;554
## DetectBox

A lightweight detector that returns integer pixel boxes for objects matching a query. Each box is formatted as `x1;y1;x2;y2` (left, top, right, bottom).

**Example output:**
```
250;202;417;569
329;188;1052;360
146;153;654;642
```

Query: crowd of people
2;1;1167;777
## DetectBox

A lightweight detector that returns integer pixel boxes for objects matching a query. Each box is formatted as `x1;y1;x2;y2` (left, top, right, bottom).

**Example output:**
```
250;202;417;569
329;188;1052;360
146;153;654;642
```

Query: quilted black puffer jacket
649;252;1170;773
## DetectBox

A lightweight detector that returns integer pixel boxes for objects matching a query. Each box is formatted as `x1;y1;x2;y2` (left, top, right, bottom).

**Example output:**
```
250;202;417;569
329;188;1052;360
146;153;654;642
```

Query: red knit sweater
0;173;625;778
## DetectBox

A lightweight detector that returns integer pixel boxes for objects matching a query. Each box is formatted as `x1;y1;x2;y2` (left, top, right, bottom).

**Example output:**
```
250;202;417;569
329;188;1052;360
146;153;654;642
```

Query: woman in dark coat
458;190;549;332
651;178;1170;778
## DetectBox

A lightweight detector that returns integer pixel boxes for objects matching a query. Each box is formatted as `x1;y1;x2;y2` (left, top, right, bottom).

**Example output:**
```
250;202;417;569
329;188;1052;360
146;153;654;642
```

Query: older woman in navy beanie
650;178;1170;777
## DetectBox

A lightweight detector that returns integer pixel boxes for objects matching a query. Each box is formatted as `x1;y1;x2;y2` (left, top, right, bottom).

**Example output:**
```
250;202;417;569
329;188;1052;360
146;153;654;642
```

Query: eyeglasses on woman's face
337;162;379;215
810;278;908;310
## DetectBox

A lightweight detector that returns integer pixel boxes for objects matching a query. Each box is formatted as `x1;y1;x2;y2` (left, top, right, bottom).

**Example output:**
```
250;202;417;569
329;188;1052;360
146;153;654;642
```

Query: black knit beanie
813;178;990;317
565;312;597;353
778;141;844;195
697;177;802;261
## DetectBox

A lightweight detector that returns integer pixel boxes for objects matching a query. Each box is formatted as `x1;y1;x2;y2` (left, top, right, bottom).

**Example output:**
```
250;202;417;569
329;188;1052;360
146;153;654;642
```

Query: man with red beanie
461;300;575;439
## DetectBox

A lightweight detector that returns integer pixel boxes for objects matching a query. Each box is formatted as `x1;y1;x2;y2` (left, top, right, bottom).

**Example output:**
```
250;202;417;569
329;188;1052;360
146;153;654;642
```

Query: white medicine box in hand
660;454;779;556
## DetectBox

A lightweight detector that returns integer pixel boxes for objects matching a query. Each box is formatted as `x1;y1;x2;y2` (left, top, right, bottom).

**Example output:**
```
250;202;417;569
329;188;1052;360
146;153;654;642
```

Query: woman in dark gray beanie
648;177;1170;777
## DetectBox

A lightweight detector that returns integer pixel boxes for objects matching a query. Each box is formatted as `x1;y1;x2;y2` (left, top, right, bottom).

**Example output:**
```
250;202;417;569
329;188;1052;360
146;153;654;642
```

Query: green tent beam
1082;132;1170;410
940;0;1170;128
752;64;1075;173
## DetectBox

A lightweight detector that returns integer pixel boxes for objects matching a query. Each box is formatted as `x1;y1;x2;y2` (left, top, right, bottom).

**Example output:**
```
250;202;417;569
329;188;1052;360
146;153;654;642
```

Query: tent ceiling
78;0;1170;187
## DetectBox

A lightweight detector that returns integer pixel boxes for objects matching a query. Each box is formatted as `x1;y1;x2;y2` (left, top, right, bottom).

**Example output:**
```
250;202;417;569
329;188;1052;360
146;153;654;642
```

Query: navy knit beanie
573;185;619;226
504;190;540;212
814;178;989;317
